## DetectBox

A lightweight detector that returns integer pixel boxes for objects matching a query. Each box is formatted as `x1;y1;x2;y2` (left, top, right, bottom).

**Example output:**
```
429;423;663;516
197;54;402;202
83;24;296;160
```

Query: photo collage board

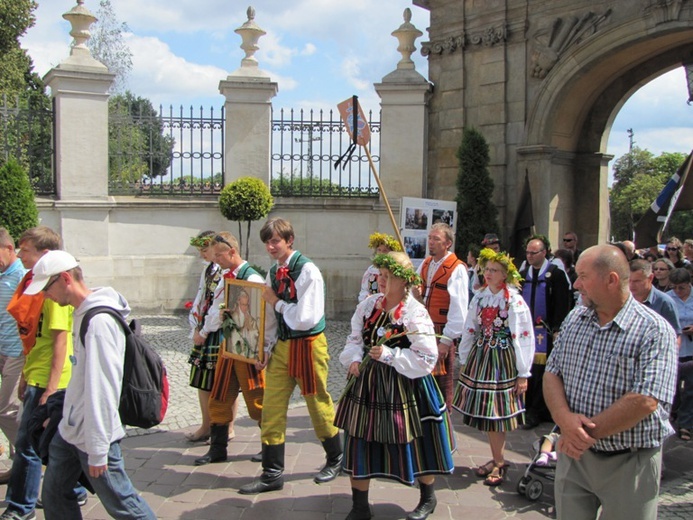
400;197;457;269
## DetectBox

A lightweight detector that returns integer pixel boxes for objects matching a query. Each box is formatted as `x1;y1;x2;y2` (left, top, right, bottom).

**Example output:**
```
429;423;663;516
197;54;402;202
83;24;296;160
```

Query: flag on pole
509;171;534;260
334;96;370;169
634;151;693;248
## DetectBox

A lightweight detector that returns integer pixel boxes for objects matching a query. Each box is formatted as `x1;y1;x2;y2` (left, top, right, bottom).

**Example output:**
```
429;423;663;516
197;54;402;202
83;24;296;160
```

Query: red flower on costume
184;301;193;309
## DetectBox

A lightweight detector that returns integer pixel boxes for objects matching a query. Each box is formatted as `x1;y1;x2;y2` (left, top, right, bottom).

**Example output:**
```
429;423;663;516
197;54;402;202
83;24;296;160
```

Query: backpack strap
79;306;131;346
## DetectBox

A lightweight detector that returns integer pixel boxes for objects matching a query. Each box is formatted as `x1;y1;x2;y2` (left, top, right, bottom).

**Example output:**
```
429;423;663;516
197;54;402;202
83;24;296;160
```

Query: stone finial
235;5;267;69
60;0;107;70
391;8;423;70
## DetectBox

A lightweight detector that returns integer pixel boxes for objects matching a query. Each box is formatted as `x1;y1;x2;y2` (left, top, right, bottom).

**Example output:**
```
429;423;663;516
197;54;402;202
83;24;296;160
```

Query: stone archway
416;0;693;248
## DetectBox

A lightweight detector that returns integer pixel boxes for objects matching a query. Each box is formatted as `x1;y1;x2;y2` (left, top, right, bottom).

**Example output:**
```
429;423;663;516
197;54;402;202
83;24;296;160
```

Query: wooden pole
363;146;405;250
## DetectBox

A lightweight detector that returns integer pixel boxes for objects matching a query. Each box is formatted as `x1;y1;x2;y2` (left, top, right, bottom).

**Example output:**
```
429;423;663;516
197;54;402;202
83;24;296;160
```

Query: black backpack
79;306;169;429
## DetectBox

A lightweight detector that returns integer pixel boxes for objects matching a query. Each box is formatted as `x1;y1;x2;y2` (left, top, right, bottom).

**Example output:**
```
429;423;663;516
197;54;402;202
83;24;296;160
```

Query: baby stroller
516;425;559;502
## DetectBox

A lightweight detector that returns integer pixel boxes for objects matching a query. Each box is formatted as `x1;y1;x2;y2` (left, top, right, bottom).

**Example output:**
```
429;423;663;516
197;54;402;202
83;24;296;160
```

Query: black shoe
314;433;343;484
250;451;262;463
194;424;229;466
36;494;87;509
238;444;285;495
406;482;436;520
345;488;372;520
522;417;540;430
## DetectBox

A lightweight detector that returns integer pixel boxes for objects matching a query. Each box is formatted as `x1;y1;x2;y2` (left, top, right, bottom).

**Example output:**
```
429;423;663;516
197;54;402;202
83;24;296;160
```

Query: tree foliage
108;92;174;182
0;159;39;240
454;127;499;257
87;0;133;93
609;147;687;240
0;0;52;191
219;177;274;259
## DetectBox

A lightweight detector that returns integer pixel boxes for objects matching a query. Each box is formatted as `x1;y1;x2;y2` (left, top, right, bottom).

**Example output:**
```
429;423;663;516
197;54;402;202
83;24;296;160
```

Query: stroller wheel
525;479;544;501
516;475;531;495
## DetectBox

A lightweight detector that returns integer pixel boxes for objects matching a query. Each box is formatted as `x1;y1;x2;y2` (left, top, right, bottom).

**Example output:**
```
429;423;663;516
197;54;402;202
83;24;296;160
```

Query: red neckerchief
275;265;296;299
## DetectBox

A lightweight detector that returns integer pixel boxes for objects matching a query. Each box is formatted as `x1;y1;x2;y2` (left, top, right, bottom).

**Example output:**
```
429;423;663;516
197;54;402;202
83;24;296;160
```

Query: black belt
680;356;693;363
589;447;638;457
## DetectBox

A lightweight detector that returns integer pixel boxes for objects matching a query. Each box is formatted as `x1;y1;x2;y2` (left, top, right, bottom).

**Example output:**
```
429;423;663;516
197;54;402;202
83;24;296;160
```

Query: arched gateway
415;0;693;246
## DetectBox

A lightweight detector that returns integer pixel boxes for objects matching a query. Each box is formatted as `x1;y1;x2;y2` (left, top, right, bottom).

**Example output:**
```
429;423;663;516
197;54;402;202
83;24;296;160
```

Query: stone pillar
374;9;431;200
42;1;115;256
219;7;278;184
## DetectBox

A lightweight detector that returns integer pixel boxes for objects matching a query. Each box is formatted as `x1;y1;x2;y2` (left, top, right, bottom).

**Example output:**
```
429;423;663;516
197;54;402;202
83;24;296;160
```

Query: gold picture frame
220;279;266;363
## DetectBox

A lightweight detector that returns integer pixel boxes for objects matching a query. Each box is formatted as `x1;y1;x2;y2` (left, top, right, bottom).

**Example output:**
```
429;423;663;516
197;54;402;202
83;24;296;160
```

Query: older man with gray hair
545;245;677;520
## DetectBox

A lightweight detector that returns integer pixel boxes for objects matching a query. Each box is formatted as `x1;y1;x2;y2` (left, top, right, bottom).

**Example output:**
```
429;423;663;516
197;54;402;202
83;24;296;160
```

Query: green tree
454;127;499;257
609;149;687;240
0;159;39;240
87;0;133;93
219;177;274;259
0;0;52;190
109;92;173;182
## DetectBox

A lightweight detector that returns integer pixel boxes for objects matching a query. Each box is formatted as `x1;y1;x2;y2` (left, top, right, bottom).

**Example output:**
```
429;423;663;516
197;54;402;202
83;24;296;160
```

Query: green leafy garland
190;235;214;248
372;253;422;286
478;247;523;287
368;232;402;252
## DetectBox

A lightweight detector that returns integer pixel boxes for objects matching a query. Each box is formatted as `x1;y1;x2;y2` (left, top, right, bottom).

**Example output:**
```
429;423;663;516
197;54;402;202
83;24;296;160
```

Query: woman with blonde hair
452;248;535;487
336;251;454;520
653;257;676;292
358;232;402;302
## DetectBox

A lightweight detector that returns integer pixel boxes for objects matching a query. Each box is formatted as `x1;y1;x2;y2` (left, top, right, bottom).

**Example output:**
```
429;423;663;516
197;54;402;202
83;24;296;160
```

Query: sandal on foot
483;464;506;487
680;428;691;441
185;431;210;443
475;460;496;478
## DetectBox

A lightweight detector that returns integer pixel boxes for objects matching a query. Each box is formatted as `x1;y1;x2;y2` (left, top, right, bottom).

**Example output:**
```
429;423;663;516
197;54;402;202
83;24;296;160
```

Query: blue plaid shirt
546;295;677;451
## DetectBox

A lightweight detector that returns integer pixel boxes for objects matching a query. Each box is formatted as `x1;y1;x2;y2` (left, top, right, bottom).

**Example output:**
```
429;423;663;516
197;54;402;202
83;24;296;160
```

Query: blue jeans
42;432;155;520
5;385;45;515
4;386;86;515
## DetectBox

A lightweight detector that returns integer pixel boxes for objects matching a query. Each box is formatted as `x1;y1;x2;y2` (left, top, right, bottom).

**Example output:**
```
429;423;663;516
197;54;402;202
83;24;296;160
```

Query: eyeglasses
43;275;60;292
525;249;545;256
562;238;574;243
666;247;680;252
213;235;234;249
653;267;671;271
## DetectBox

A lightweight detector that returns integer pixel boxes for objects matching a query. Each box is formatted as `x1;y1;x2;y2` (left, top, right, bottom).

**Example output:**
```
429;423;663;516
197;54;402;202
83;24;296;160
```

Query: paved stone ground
1;313;691;519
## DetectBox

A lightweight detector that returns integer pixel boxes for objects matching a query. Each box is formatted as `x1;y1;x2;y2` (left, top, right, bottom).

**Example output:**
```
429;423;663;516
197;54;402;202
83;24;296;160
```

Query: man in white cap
24;250;155;520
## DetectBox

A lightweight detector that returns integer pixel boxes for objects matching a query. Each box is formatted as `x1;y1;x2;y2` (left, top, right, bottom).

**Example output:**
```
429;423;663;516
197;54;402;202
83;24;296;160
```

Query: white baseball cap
24;250;79;295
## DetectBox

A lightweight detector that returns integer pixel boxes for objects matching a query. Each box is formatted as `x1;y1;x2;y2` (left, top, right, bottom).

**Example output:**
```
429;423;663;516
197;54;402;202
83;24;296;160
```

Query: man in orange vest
416;223;469;408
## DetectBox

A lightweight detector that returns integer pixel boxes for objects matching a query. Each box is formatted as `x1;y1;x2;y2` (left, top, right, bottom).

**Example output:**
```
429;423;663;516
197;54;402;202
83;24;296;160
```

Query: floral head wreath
478;248;523;287
190;235;214;248
373;253;422;287
368;232;402;252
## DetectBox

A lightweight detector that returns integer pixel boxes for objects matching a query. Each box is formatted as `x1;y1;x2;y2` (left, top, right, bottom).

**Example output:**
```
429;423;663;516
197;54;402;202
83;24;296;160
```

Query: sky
21;0;693;178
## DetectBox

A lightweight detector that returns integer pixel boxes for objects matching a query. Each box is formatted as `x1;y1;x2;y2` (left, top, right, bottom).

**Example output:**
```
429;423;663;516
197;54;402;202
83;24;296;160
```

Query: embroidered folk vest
419;253;464;331
270;251;326;341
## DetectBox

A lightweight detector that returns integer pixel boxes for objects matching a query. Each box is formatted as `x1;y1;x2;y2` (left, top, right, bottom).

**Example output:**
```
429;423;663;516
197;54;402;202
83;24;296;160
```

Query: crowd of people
0;220;688;520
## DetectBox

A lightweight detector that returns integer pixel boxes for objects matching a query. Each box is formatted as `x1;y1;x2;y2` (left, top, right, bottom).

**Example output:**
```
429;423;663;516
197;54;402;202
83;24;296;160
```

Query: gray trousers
555;446;661;520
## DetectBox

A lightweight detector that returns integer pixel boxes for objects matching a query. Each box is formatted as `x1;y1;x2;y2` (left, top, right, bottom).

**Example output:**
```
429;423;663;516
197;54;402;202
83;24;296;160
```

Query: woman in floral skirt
187;231;223;442
452;248;535;486
335;252;454;520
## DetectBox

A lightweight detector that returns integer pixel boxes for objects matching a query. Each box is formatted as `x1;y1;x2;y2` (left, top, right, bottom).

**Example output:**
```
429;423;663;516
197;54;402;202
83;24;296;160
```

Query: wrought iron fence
271;108;380;197
109;103;224;195
0;95;55;195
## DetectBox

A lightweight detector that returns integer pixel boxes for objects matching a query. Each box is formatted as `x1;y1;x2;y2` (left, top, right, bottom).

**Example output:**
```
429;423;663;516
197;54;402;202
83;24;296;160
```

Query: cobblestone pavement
1;313;691;518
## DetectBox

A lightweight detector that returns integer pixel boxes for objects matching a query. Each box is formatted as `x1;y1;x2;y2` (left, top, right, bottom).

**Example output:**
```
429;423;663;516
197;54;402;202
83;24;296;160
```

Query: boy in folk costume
239;218;342;494
195;232;265;466
415;223;469;408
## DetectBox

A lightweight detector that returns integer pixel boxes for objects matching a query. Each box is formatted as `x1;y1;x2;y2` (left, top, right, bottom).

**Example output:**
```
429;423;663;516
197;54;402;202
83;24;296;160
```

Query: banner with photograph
400;197;457;268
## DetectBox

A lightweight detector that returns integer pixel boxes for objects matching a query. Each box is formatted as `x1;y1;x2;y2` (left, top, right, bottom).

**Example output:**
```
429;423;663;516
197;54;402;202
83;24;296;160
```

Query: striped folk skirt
188;329;222;391
452;334;525;432
334;360;455;485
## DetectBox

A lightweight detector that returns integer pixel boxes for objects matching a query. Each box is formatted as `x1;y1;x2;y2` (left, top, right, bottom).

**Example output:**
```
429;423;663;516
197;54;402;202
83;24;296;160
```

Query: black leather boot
345;488;372;520
406;481;437;520
238;444;285;494
314;433;343;483
194;424;229;466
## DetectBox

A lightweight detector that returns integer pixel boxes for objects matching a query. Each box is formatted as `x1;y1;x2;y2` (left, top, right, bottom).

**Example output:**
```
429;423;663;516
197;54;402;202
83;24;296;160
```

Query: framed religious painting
220;279;266;364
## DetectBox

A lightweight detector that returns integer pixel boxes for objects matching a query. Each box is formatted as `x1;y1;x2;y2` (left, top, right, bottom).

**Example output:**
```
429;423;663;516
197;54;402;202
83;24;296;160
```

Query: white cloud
302;43;317;56
341;56;371;91
127;35;226;105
